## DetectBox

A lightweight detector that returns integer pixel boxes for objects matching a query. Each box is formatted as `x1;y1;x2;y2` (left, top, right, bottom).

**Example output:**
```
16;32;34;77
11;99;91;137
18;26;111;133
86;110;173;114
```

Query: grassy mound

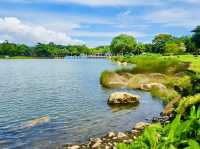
100;71;115;88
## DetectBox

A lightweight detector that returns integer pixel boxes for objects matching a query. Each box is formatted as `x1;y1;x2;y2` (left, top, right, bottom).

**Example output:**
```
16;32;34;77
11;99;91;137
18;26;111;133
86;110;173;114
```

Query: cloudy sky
0;0;199;46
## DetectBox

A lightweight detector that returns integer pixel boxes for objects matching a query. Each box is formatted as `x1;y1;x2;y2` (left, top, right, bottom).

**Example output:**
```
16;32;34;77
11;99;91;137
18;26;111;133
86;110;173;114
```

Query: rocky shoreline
63;90;176;149
63;113;173;149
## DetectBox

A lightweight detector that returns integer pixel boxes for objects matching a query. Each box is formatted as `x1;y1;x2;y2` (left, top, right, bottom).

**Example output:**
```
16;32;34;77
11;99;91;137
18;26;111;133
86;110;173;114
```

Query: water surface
0;59;163;149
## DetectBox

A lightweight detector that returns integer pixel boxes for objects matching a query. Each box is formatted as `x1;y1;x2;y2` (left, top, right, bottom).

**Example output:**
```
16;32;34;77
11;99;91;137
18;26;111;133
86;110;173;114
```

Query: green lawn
174;55;200;73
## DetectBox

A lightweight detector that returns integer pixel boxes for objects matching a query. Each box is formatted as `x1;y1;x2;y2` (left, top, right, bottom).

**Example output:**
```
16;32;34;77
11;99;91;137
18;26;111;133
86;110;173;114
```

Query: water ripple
0;59;163;149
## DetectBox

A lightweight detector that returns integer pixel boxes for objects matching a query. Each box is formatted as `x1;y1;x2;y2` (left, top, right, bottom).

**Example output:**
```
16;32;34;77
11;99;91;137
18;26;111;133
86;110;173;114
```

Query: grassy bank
100;54;200;148
117;94;200;149
101;55;195;103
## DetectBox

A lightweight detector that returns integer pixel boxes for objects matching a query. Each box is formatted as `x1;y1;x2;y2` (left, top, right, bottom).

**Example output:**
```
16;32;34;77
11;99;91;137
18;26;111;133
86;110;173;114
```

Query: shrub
177;94;200;115
165;75;193;96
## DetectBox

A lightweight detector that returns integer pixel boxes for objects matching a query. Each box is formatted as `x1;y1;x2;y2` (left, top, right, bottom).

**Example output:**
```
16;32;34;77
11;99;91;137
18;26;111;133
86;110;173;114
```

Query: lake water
0;59;163;149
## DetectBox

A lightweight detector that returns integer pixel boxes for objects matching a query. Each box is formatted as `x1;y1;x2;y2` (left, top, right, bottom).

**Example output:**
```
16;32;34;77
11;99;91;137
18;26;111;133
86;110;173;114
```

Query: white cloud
145;8;200;28
117;10;132;17
0;17;82;45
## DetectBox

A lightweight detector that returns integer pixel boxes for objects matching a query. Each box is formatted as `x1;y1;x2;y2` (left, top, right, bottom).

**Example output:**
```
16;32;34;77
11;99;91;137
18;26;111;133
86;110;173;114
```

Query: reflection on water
0;59;163;149
108;104;139;112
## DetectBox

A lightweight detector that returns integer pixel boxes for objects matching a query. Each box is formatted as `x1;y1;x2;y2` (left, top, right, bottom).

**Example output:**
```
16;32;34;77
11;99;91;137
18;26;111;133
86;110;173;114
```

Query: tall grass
112;55;189;74
100;71;114;88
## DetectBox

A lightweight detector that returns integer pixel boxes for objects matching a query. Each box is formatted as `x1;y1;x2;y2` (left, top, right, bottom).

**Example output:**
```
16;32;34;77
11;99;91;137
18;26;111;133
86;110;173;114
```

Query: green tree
33;43;52;57
144;43;153;53
135;43;146;55
17;44;31;56
94;45;110;55
179;36;196;54
0;40;18;56
164;40;186;55
110;34;137;55
192;26;200;54
152;34;175;53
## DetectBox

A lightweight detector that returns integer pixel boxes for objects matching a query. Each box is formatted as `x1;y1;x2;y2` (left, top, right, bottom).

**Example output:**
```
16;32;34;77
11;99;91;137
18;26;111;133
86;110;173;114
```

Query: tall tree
152;34;175;53
164;40;186;55
192;26;200;54
179;36;196;54
110;34;137;54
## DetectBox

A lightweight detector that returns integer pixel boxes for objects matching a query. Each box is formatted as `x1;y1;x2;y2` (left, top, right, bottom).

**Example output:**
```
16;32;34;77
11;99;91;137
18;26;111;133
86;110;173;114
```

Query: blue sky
0;0;200;47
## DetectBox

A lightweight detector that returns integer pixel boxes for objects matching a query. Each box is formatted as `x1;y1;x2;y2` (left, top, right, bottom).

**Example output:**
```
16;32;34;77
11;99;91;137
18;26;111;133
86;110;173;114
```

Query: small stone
94;138;102;143
105;146;110;149
68;145;80;149
108;132;115;138
117;132;127;138
131;129;139;134
92;142;101;148
134;122;149;130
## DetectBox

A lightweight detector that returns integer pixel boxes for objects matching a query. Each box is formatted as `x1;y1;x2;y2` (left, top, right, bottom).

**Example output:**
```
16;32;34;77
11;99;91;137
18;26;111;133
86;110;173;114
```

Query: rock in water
22;116;50;128
108;92;140;105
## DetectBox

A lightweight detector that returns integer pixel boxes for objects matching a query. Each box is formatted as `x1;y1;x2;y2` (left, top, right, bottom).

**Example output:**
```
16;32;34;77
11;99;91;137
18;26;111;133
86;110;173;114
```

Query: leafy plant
117;103;200;149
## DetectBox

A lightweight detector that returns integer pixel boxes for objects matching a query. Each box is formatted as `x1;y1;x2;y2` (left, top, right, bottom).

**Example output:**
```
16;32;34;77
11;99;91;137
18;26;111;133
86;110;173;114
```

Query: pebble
108;132;115;138
134;122;149;130
92;142;101;148
65;115;171;149
68;145;80;149
117;132;127;138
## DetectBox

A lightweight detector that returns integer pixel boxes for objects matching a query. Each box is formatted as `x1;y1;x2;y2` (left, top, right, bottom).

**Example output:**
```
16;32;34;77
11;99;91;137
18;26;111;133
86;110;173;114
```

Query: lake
0;59;163;149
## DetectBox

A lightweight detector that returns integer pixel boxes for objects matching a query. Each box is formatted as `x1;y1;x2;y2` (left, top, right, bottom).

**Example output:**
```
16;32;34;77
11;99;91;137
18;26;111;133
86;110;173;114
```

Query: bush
177;94;200;115
165;75;193;96
186;71;200;94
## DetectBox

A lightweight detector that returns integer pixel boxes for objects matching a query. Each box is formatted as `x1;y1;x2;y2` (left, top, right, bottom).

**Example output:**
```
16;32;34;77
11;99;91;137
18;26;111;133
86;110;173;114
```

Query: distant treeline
1;25;200;57
109;25;200;56
0;42;110;57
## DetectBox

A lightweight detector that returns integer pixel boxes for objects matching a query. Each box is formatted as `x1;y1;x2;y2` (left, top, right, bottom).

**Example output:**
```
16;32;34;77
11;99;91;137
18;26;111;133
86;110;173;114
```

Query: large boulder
108;92;140;105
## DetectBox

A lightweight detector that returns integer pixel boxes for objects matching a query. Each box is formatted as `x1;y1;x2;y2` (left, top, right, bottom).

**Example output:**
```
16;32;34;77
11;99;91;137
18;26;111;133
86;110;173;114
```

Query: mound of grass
150;87;180;103
100;71;115;88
